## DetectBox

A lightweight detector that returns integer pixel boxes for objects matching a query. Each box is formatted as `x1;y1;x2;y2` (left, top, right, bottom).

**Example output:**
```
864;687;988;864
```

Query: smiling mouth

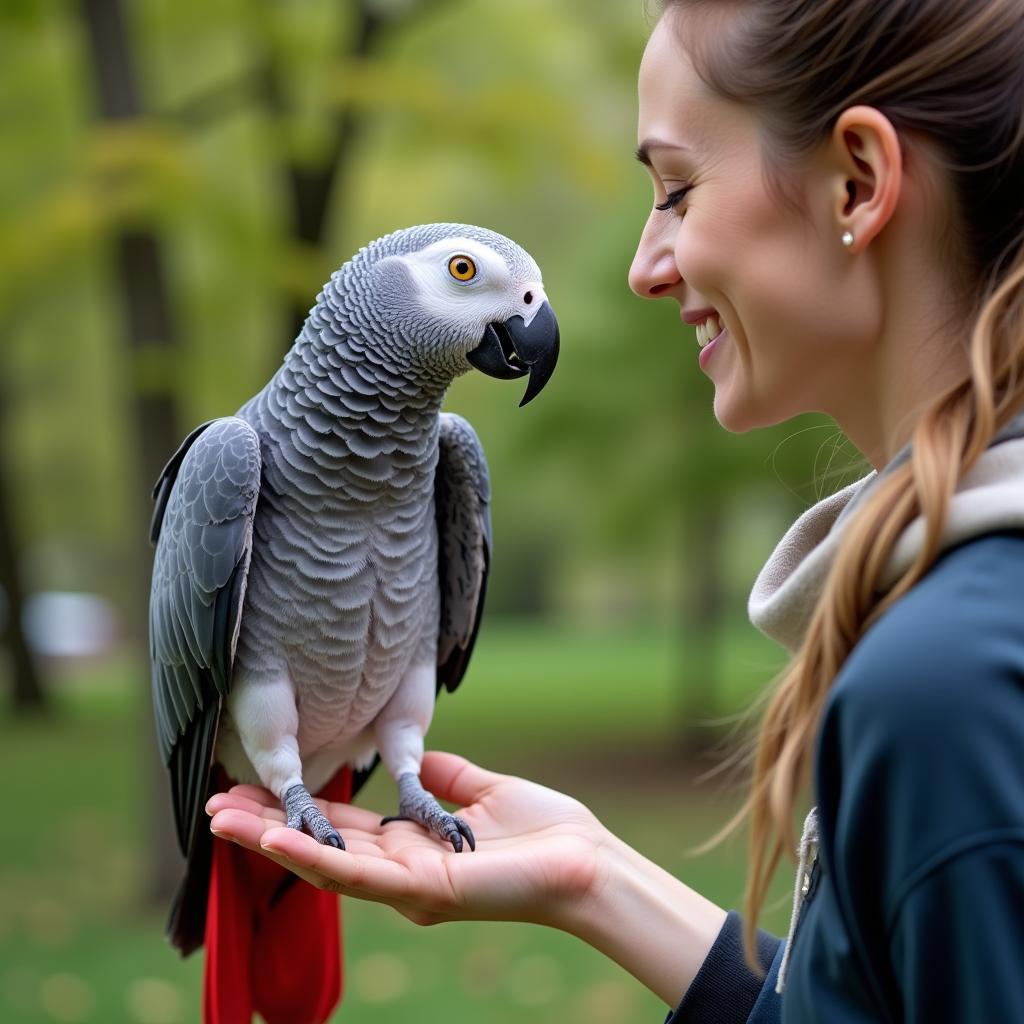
695;314;725;348
703;324;726;348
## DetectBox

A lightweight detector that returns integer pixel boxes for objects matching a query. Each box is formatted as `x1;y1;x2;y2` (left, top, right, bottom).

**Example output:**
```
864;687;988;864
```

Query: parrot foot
381;772;476;852
283;783;345;849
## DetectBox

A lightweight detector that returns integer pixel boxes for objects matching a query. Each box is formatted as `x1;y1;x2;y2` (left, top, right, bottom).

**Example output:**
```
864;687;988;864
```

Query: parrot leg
373;663;476;852
381;773;476;852
227;675;345;848
284;784;345;849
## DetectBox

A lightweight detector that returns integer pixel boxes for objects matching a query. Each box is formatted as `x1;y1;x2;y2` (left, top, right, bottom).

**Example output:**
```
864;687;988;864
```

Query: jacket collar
748;411;1024;653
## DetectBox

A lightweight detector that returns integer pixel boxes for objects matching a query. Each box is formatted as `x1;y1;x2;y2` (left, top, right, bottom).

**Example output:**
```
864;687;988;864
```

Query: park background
1;1;870;1021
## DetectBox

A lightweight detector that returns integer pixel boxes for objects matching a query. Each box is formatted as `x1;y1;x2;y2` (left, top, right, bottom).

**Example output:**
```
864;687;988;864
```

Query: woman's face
630;13;882;435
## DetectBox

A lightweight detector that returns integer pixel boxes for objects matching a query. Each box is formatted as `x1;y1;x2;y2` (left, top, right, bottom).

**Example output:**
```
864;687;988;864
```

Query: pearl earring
841;231;854;248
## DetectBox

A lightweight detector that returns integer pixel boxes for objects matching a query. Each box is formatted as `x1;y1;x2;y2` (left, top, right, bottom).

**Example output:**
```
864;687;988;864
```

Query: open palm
207;751;608;930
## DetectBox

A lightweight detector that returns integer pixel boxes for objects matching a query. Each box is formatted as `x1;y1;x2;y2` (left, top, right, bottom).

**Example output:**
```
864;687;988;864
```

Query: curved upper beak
467;301;560;407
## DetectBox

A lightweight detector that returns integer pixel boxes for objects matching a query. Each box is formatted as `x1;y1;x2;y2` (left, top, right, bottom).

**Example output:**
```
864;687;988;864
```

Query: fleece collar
748;411;1024;653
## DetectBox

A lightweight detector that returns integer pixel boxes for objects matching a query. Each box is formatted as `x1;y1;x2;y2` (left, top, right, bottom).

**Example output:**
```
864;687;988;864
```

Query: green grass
0;620;793;1023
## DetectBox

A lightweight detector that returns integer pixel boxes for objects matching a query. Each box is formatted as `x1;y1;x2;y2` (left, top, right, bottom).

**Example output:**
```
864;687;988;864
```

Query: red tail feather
204;767;353;1024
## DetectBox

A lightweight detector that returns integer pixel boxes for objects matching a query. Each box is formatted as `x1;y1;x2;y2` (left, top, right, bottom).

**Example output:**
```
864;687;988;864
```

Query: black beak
467;301;560;407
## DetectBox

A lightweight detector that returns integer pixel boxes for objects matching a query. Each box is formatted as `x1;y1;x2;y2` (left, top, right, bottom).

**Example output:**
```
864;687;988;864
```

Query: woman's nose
628;214;682;299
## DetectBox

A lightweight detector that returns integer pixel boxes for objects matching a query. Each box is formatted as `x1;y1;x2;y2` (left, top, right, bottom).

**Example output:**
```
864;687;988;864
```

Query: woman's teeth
696;314;724;348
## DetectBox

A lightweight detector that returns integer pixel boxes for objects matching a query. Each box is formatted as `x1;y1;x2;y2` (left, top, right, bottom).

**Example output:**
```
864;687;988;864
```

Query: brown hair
658;0;1024;964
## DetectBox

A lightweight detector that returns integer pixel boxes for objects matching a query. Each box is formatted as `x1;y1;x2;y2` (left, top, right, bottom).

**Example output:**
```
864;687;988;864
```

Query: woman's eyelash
655;186;692;212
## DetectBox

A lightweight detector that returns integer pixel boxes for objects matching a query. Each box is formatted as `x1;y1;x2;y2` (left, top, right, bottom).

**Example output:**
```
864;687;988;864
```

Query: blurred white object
21;591;118;658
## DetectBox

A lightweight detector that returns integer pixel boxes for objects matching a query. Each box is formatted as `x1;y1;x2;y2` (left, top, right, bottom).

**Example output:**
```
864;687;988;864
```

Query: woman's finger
322;800;391;834
419;752;506;807
210;807;398;860
260;827;427;903
211;788;392;838
228;783;277;805
210;807;275;848
207;791;285;820
211;813;463;913
222;829;346;894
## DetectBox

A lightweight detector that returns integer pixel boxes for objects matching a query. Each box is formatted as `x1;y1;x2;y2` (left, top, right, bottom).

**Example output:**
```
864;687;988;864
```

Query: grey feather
149;416;261;845
435;413;491;692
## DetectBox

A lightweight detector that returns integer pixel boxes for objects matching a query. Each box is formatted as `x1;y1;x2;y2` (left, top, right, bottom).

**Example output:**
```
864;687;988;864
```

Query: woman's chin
711;391;755;434
712;390;785;435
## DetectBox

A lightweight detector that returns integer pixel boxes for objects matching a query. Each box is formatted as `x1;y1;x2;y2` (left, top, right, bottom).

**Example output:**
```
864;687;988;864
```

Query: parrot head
352;224;560;407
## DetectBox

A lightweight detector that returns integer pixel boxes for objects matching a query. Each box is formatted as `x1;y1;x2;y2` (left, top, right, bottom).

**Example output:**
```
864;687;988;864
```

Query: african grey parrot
148;223;558;1023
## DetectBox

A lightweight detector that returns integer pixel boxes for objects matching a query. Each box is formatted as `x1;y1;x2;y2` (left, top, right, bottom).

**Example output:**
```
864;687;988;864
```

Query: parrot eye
447;255;477;282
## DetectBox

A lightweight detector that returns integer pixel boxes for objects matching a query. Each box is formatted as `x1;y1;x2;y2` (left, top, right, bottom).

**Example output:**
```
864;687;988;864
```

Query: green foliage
0;1;869;651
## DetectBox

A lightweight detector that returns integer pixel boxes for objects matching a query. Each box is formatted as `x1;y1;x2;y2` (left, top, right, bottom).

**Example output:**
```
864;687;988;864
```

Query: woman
209;0;1024;1018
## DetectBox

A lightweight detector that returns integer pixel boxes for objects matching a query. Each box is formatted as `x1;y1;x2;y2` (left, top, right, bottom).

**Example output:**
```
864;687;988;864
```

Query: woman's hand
209;750;727;1005
206;751;609;931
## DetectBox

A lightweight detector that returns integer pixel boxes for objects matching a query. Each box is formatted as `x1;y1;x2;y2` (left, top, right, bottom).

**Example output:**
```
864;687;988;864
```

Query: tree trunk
159;0;443;353
0;386;47;712
80;0;183;904
263;1;386;347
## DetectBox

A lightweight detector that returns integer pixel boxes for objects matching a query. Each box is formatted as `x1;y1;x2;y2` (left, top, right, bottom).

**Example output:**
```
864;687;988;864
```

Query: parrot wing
149;416;262;859
434;412;492;693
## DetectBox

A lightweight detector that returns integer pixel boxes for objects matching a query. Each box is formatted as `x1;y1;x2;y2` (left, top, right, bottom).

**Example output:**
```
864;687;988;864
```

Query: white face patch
399;237;547;338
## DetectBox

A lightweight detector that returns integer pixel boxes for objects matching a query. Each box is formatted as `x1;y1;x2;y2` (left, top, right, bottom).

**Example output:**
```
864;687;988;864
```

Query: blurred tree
79;0;184;902
79;0;180;620
0;377;47;713
167;0;455;348
264;0;454;345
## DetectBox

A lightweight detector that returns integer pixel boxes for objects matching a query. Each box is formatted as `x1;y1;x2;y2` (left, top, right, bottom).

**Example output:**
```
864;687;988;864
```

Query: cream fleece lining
749;422;1024;654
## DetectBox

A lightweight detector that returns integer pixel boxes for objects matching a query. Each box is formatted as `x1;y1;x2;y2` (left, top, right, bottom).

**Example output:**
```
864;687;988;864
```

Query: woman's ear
830;105;902;252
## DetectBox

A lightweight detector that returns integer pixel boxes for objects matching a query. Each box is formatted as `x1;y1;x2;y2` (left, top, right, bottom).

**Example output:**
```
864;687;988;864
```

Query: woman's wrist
558;825;727;1007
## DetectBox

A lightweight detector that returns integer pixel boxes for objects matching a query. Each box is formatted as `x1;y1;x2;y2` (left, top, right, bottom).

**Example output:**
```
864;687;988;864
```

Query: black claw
456;819;477;852
384;777;477;853
284;784;345;847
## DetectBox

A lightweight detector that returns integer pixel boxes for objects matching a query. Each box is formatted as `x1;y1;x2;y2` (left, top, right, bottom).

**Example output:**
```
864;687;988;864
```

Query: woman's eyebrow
635;138;698;166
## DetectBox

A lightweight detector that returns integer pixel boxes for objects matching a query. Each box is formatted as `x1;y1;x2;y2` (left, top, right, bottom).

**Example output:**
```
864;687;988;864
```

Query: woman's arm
207;751;726;1006
574;829;727;1006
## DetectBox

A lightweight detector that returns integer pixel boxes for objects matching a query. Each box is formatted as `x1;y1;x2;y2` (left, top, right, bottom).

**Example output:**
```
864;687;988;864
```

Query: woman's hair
658;0;1024;966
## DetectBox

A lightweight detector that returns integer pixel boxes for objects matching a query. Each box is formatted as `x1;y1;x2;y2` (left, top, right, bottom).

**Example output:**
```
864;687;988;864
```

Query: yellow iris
448;255;477;281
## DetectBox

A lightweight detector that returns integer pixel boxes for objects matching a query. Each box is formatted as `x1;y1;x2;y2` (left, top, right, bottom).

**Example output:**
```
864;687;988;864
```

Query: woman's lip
698;326;727;370
682;307;720;326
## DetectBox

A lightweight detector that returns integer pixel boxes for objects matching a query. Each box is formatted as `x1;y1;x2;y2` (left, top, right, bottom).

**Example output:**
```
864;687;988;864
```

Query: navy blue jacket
668;531;1024;1022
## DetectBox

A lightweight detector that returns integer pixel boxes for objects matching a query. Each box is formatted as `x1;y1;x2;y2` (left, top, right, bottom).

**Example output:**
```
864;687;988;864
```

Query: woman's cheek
677;256;738;332
673;228;717;289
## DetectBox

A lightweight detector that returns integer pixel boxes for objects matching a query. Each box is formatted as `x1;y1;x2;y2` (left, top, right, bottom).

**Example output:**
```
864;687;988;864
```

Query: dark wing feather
151;420;217;544
149;416;261;941
434;412;492;693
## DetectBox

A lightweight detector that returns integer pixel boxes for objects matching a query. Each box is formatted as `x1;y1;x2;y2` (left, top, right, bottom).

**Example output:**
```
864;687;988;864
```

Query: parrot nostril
524;291;533;305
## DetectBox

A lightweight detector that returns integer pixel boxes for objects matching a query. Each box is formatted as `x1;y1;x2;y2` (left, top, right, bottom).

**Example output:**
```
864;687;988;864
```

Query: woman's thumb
420;751;503;806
